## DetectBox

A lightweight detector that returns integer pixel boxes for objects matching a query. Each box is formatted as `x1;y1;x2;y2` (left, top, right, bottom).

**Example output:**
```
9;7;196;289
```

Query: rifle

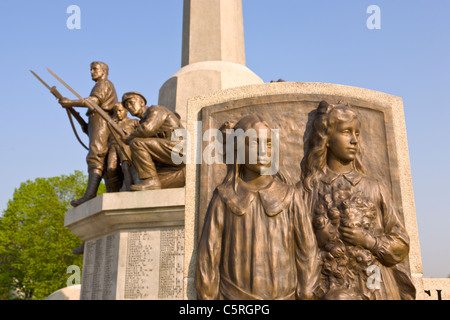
46;68;136;168
30;70;89;150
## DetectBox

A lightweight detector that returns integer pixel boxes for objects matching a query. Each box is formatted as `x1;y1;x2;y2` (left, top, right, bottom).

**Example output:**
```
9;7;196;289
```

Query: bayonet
46;68;136;168
31;70;89;150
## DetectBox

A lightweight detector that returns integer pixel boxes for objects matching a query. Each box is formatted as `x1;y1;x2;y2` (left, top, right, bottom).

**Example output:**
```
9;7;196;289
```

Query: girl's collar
217;177;293;216
321;167;362;186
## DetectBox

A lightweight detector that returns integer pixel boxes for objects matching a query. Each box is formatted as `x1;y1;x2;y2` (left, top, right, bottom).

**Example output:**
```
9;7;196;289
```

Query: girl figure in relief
195;115;320;300
300;100;416;300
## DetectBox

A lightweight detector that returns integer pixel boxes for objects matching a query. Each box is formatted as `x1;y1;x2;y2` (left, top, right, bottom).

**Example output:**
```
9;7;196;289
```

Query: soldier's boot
70;169;102;207
130;165;162;191
130;178;162;191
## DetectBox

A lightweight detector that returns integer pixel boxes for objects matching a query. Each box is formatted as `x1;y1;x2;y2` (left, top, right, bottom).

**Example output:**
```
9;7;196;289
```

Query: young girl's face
327;118;361;163
243;122;272;175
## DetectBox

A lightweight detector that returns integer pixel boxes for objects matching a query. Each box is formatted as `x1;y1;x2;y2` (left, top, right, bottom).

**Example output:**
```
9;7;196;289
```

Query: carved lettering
424;289;444;300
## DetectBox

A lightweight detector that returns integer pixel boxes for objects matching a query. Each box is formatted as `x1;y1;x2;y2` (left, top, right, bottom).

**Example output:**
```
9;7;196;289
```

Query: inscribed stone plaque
80;232;119;300
120;227;184;300
103;234;119;299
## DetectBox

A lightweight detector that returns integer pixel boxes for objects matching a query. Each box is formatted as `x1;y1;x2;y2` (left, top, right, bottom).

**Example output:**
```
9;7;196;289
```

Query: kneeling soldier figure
121;92;185;191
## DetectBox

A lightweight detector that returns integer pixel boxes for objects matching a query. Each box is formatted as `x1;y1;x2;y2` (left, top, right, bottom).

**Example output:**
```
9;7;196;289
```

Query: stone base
64;188;185;300
158;60;263;124
421;278;450;300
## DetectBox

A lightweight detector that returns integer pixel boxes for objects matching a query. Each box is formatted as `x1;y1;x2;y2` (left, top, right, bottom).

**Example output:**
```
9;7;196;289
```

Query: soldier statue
121;92;186;191
58;61;118;207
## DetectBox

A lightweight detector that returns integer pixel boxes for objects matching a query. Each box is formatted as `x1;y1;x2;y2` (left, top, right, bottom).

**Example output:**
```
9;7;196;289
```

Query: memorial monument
42;0;449;300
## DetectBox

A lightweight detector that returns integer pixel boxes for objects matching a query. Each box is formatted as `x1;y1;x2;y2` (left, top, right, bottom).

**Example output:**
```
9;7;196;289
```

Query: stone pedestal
65;188;185;300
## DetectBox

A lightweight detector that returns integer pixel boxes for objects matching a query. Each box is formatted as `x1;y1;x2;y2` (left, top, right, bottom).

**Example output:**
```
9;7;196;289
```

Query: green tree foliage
0;170;105;300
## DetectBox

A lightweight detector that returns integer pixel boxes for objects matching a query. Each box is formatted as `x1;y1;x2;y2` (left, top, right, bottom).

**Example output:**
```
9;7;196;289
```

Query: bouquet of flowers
313;188;377;298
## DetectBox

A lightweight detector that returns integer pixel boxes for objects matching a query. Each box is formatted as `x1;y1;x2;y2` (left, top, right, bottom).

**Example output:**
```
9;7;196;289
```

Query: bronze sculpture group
34;62;415;300
45;62;185;206
196;103;415;300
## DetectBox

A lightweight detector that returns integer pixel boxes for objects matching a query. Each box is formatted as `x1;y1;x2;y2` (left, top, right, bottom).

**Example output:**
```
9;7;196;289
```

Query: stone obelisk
158;0;263;123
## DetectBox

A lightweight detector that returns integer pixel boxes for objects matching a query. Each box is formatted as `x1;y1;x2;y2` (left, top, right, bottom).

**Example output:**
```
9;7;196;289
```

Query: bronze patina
300;100;416;300
195;115;319;300
54;62;119;207
121;92;186;191
105;102;139;192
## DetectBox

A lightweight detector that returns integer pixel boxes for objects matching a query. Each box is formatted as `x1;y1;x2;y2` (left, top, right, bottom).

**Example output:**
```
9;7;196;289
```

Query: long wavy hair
301;101;365;193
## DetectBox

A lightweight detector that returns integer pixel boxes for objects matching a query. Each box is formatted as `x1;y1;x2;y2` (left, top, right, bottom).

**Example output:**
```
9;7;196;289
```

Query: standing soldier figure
59;61;118;207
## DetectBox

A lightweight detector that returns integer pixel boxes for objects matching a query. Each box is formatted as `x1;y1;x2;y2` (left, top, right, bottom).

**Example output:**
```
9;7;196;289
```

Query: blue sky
0;1;449;278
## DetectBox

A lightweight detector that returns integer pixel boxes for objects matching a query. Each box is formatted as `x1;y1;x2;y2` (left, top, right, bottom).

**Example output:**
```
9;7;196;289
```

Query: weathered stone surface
421;278;450;300
65;189;185;240
181;0;246;66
